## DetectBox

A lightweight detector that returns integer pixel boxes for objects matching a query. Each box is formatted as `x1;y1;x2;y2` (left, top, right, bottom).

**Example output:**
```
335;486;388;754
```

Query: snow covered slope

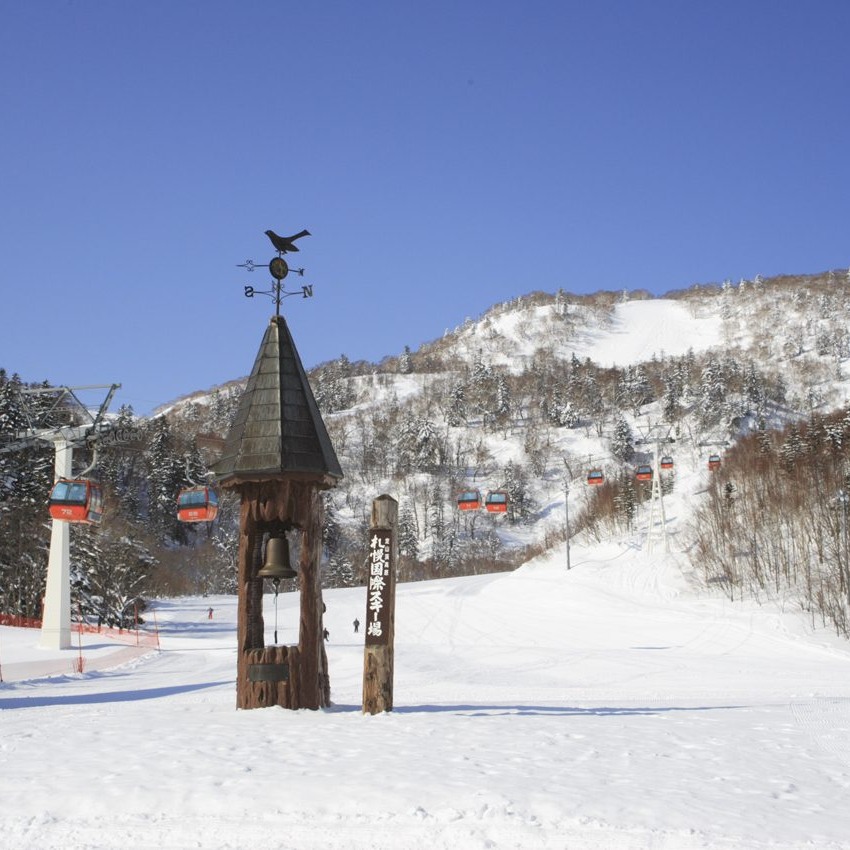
3;541;850;850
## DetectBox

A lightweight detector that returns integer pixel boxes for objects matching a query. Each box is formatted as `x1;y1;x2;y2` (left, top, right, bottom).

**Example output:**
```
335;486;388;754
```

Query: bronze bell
257;536;296;581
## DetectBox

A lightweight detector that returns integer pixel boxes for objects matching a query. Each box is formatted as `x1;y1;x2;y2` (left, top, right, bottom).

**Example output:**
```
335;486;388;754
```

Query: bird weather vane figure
265;228;310;254
238;228;315;316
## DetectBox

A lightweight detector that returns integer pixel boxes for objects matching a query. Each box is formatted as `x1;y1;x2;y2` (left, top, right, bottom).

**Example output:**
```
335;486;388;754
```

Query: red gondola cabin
587;469;604;486
456;489;482;511
635;465;653;481
484;490;509;513
660;456;674;471
48;478;103;525
177;486;219;523
707;454;722;471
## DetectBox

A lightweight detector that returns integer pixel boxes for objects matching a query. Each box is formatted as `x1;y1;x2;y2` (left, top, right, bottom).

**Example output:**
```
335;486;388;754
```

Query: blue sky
2;1;849;415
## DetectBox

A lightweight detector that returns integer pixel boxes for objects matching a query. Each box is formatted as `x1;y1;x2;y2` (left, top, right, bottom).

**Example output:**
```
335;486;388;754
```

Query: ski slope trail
2;545;850;849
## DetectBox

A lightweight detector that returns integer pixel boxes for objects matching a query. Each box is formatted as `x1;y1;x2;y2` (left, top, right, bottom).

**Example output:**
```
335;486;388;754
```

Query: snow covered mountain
7;271;850;630
158;271;850;588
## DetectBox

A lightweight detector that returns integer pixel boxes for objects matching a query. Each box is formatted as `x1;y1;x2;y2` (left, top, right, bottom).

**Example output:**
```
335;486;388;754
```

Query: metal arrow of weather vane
237;228;315;316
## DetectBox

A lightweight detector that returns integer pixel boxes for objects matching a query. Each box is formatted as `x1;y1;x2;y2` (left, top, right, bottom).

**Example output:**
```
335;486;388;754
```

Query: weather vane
237;229;315;316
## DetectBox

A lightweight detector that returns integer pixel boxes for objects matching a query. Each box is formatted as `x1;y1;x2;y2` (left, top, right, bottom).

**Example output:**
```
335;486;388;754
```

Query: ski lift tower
635;422;674;554
3;384;120;649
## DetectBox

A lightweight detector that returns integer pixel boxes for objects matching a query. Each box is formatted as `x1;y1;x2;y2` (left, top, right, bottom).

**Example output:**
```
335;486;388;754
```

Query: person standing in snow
353;618;360;633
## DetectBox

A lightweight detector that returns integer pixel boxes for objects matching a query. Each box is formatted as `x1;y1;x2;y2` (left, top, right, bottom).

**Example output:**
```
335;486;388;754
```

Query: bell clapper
272;577;281;644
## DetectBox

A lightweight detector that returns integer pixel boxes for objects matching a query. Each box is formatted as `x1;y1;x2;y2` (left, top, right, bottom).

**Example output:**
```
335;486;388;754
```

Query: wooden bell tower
213;314;343;709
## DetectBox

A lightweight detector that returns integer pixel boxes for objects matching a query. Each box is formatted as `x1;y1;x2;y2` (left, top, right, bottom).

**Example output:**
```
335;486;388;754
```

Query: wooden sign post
362;495;398;714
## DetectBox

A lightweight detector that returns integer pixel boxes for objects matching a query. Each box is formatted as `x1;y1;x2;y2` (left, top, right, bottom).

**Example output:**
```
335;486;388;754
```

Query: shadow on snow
0;679;230;710
326;702;748;717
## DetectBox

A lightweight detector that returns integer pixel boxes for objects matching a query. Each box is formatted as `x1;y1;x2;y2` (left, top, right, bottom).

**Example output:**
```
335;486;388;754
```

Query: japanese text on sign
365;530;393;645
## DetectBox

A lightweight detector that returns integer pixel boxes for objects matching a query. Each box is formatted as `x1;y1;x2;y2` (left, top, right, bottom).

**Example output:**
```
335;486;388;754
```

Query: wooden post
234;479;330;710
362;495;398;714
297;487;329;709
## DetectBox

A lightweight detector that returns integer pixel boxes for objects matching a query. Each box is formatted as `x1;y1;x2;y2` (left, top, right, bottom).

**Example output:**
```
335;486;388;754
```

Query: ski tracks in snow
791;697;850;768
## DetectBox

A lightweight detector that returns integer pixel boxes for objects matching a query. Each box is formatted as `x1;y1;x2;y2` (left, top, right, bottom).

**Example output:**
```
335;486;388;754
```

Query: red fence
0;613;41;628
0;613;160;649
74;621;160;649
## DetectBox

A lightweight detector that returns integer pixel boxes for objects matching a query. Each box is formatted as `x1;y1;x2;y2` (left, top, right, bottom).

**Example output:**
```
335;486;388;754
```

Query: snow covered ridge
448;298;723;374
141;275;850;582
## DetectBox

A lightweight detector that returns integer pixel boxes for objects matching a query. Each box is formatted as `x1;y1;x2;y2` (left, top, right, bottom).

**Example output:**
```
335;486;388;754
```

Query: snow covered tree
71;519;154;627
698;357;727;427
314;356;356;413
398;500;419;560
743;362;766;414
395;416;441;474
614;474;637;530
503;461;533;524
779;424;806;472
611;417;635;462
547;389;579;428
325;554;355;587
494;375;511;431
0;371;54;618
428;484;454;569
661;367;683;424
446;382;467;427
144;417;185;541
618;366;653;416
720;279;734;320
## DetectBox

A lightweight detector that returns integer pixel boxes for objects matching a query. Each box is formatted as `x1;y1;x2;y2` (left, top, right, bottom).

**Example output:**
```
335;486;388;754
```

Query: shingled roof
213;315;343;486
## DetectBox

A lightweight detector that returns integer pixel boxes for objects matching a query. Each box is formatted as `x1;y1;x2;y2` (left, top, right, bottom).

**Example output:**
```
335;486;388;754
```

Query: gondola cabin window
484;490;509;513
177;486;219;523
48;478;103;524
456;490;482;511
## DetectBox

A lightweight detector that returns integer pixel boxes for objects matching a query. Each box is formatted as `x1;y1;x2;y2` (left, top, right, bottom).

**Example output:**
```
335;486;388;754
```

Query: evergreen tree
619;365;652;416
779;424;806;471
494;375;511;430
661;372;681;424
614;474;637;530
744;362;766;414
314;356;355;413
144;417;185;541
325;554;355;587
71;518;154;627
428;485;450;568
395;416;441;473
720;279;734;320
398;501;419;559
611;417;635;462
0;372;53;618
503;461;533;524
698;357;727;426
321;491;341;560
446;382;467;427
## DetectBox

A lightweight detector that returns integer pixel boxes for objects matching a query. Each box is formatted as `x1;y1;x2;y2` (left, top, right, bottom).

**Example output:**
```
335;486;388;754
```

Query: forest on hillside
4;273;850;636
